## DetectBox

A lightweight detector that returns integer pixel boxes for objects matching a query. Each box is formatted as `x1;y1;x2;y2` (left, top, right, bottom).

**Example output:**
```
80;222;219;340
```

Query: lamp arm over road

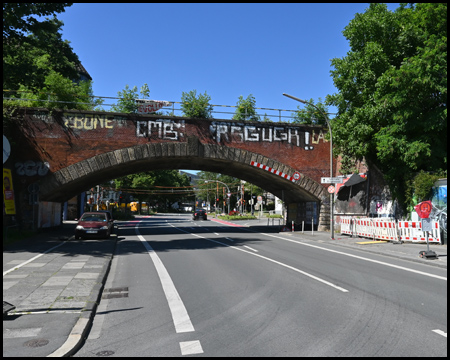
282;93;335;239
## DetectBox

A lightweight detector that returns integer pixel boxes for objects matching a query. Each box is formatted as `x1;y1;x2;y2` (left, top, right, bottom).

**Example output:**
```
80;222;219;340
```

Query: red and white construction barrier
371;219;398;241
398;221;441;244
340;217;353;235
340;217;442;244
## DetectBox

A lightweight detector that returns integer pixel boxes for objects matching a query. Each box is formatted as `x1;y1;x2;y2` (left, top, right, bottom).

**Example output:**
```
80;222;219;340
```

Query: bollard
302;221;304;233
292;221;294;232
312;218;314;236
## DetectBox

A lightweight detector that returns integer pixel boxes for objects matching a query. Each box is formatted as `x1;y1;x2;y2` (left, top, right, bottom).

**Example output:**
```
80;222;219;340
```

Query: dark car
193;209;207;220
75;211;114;239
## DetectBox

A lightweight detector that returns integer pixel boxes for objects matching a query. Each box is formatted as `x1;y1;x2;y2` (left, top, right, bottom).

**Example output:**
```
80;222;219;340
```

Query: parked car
74;211;114;239
193;209;207;220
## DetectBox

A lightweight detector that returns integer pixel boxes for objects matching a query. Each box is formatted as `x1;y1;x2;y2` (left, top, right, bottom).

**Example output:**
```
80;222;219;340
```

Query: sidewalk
3;217;446;357
3;221;118;357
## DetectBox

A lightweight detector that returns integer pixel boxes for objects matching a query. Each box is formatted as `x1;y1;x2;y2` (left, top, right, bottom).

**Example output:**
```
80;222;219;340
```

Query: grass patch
217;215;257;221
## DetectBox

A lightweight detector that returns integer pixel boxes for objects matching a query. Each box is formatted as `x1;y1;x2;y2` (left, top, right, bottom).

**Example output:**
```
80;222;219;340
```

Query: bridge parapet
6;107;334;230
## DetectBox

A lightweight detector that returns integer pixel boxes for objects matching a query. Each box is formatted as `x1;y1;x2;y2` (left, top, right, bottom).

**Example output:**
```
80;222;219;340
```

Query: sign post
415;201;437;259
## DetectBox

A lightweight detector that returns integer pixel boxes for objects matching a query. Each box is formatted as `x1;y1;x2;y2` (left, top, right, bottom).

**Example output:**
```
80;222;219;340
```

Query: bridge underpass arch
36;141;330;231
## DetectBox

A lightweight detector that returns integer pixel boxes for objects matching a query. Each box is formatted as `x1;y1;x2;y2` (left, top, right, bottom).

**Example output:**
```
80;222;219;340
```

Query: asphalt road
74;214;447;357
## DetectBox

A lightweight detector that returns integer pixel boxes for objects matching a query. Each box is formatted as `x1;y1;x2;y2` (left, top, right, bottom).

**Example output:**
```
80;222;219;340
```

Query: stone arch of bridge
36;140;329;228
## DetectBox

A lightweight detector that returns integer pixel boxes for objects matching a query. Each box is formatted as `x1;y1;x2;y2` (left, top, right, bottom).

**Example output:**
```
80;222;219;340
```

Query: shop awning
336;173;367;193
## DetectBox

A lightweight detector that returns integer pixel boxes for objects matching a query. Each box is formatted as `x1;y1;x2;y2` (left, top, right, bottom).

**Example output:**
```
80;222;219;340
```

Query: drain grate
102;287;129;299
24;338;49;347
96;350;115;356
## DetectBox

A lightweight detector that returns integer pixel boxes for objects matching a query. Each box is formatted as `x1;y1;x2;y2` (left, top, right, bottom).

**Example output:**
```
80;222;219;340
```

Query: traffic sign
321;177;344;184
421;218;432;231
292;172;301;181
414;200;432;219
327;185;335;193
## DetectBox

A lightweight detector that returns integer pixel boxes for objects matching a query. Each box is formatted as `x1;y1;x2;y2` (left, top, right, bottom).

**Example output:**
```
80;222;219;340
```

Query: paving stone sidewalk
3;221;118;357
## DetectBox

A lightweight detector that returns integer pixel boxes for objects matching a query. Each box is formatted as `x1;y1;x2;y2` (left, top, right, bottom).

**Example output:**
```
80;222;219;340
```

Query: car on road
74;211;114;239
193;209;207;220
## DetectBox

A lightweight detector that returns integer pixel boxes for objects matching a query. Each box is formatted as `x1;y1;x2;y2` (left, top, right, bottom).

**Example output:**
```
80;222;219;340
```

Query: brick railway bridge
7;107;337;230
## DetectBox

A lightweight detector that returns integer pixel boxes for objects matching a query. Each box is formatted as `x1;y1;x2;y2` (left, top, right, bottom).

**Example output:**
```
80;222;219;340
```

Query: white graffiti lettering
209;122;324;149
136;120;185;140
15;161;50;176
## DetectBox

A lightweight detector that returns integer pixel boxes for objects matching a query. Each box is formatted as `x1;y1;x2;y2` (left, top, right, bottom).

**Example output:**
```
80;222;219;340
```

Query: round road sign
415;200;432;219
327;185;335;194
292;172;301;181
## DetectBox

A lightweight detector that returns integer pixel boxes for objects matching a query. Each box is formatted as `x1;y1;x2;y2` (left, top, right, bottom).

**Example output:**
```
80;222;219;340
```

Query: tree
114;170;191;212
232;94;260;121
110;85;140;113
3;3;80;91
10;71;103;111
180;90;213;118
327;3;447;212
291;98;329;126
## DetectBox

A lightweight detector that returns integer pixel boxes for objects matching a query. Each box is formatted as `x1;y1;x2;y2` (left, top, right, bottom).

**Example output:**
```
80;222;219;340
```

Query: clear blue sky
58;3;400;175
58;3;400;113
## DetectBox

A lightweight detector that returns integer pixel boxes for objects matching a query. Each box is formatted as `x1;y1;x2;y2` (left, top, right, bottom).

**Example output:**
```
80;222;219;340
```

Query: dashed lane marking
432;329;447;338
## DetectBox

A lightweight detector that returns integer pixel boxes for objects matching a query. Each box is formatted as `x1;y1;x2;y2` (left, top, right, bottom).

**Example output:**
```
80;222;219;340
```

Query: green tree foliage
327;3;447;212
3;3;80;91
3;3;101;124
114;170;191;211
180;90;213;118
291;98;329;126
110;83;168;114
232;94;260;121
111;85;140;113
10;71;103;111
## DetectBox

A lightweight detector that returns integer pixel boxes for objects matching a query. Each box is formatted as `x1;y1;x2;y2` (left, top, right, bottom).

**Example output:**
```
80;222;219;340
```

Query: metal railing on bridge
3;89;334;123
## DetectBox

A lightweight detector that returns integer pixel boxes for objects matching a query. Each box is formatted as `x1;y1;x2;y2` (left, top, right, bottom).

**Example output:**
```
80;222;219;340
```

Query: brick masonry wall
11;108;335;191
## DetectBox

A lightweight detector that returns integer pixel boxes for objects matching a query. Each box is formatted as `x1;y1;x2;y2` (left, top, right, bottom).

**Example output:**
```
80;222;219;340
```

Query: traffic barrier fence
339;217;442;245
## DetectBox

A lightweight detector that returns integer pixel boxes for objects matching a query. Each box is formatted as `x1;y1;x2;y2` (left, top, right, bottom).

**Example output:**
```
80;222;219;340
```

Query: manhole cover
96;350;115;356
24;338;49;347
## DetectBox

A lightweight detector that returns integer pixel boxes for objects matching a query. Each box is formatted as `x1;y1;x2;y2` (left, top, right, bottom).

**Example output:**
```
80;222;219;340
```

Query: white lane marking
136;222;195;333
3;242;67;276
225;237;234;242
214;232;219;235
169;224;348;293
180;340;204;355
432;329;447;338
261;233;447;281
243;245;258;252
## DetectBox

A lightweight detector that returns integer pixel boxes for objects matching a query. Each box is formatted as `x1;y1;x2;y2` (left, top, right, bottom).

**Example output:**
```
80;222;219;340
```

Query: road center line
136;222;195;333
261;233;447;281
243;245;258;252
432;329;447;338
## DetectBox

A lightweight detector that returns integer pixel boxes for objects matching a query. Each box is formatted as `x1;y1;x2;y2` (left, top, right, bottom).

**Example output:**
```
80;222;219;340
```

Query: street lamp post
205;180;231;215
282;93;335;239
